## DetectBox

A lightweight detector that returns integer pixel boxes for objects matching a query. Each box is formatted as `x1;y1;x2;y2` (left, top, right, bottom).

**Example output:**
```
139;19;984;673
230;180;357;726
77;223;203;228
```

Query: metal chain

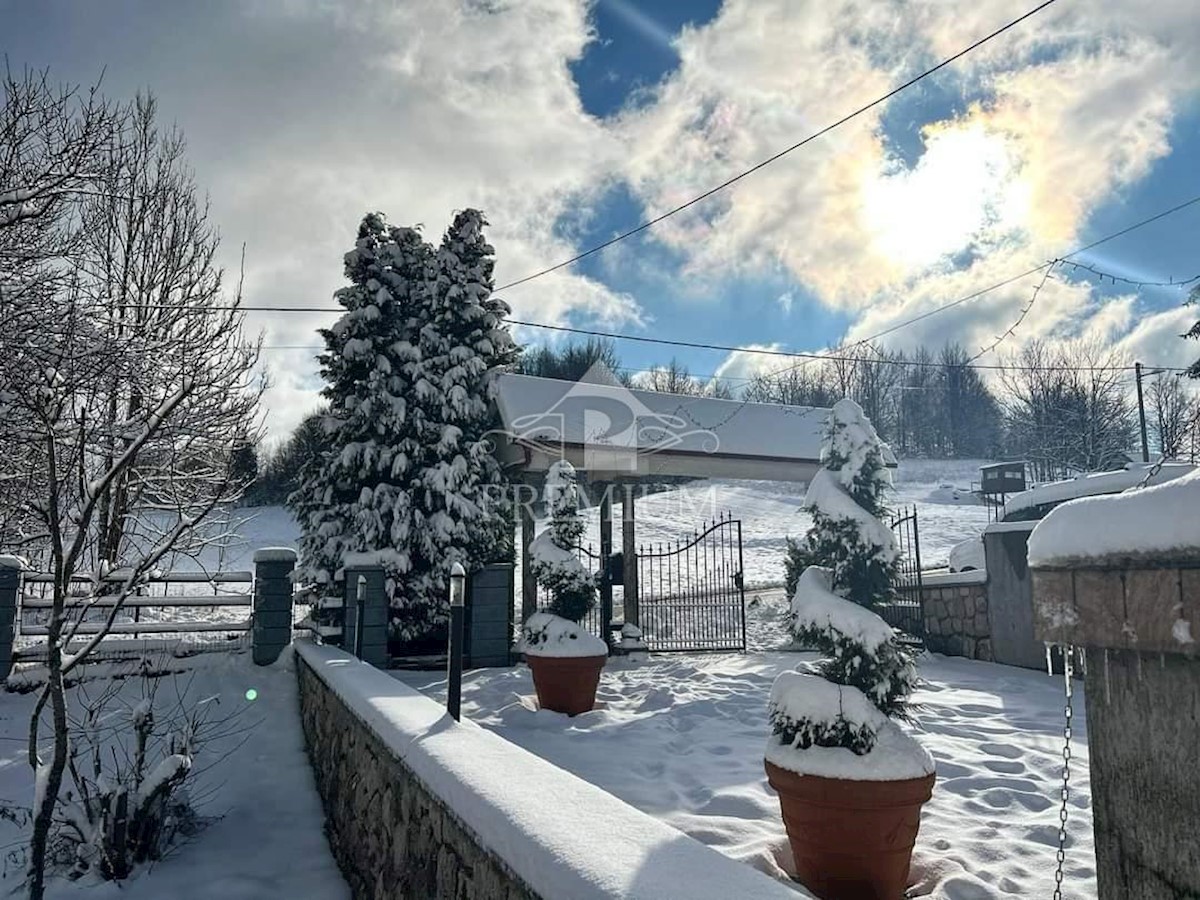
1053;644;1074;900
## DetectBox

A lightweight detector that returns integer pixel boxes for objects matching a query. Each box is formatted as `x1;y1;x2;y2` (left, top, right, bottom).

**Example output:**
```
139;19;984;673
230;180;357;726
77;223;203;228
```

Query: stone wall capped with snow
294;641;804;900
297;658;535;900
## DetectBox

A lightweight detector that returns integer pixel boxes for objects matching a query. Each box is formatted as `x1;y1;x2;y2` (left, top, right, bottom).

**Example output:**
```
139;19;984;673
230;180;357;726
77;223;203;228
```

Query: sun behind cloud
862;121;1029;272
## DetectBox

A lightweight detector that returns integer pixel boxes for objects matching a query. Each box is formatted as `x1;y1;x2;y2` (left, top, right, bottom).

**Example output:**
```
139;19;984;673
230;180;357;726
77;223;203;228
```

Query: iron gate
636;512;746;652
884;505;925;644
534;513;747;653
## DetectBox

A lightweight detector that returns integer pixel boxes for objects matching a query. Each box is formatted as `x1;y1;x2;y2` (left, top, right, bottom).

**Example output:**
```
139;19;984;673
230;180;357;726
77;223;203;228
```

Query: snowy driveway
396;630;1096;899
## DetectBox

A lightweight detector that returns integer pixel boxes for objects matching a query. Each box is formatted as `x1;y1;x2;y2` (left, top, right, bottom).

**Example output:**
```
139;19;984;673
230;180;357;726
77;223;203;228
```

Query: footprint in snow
978;741;1023;759
982;759;1025;775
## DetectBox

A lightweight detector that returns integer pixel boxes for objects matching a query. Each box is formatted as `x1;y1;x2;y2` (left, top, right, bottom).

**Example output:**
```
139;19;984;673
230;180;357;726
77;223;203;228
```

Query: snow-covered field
569;459;992;588
194;457;992;587
395;592;1096;900
0;650;349;900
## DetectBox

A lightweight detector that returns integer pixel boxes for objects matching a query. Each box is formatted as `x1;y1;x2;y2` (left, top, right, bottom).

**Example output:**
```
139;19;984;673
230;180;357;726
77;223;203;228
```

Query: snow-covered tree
400;209;519;633
1;78;261;898
520;460;606;657
291;214;430;629
803;398;900;612
526;460;595;623
291;209;517;645
771;399;919;761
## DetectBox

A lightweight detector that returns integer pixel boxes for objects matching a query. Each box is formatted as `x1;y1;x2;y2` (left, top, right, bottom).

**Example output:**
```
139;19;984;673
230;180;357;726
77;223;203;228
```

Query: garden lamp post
447;562;466;721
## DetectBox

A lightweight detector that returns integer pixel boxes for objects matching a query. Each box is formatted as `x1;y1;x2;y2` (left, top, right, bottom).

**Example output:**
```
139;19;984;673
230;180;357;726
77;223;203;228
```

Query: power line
846;193;1200;347
503;318;1184;373
491;0;1062;292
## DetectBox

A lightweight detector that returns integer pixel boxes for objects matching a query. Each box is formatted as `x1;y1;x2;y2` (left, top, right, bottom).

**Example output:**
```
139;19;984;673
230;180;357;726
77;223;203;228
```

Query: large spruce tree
291;209;516;645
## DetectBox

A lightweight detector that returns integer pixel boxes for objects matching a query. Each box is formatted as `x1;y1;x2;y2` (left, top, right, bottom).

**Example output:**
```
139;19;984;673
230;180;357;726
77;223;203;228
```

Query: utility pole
1135;361;1150;463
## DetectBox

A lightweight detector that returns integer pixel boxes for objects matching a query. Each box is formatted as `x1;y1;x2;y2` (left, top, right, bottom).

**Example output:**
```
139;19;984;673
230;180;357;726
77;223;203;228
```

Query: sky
4;0;1199;439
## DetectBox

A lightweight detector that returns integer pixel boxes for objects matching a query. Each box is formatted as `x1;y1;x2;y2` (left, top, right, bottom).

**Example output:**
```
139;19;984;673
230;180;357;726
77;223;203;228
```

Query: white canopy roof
493;373;842;482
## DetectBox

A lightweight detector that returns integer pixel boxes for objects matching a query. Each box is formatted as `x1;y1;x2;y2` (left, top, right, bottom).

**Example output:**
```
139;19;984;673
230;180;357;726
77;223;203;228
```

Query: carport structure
491;370;842;649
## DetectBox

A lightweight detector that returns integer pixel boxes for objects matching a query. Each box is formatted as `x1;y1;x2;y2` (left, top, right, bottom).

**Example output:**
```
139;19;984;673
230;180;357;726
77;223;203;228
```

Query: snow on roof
495;372;830;463
1029;467;1200;567
1002;462;1196;518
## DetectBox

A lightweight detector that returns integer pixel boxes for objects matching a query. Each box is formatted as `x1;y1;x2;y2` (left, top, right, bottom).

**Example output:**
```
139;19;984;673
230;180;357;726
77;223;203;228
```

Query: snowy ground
188;458;991;589
395;592;1096;900
0;650;348;900
572;458;993;588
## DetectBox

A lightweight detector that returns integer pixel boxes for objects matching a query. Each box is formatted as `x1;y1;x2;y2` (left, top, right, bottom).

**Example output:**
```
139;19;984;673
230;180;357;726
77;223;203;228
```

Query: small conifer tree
770;399;919;758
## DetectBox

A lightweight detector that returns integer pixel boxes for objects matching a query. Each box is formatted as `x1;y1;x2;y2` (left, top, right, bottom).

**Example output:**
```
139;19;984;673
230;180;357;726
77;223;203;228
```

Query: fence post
342;566;388;668
0;556;23;680
252;548;296;666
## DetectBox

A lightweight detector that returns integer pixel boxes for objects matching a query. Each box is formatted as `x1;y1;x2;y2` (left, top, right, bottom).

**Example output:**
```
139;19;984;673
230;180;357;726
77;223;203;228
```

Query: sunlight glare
863;123;1026;271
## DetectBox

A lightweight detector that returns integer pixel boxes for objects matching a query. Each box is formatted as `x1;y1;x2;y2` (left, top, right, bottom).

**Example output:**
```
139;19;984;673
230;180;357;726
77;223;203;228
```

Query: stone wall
297;660;536;900
920;574;993;661
295;641;803;900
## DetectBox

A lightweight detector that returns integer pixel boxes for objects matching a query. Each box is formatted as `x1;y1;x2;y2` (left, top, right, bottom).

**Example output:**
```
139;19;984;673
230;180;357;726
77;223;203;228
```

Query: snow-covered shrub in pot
766;398;935;900
520;460;608;715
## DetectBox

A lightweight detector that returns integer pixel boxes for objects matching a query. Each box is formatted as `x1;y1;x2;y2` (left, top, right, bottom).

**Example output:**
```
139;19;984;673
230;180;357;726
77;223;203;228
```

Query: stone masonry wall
920;579;993;661
296;657;537;900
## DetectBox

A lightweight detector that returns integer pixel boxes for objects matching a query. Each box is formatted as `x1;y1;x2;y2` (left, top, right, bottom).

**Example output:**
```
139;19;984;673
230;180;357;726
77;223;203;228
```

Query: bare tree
1000;340;1135;477
1147;372;1200;460
1;75;262;898
634;357;731;397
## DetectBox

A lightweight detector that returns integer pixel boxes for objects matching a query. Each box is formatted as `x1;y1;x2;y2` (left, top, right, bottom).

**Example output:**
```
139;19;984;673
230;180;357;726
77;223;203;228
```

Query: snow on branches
771;398;925;778
291;209;518;644
526;460;596;626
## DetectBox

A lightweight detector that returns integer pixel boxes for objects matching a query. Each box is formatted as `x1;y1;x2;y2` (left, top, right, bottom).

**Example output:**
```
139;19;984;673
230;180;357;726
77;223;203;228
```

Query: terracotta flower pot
765;760;935;900
526;654;606;716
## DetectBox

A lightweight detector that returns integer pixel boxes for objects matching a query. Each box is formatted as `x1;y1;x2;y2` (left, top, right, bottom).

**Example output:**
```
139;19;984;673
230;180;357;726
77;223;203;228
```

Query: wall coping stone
294;640;804;900
1032;564;1199;656
983;520;1039;535
253;547;298;563
920;569;988;587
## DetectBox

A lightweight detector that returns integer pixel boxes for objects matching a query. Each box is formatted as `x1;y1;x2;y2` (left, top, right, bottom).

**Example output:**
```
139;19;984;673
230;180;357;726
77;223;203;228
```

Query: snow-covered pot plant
766;398;935;900
520;460;608;715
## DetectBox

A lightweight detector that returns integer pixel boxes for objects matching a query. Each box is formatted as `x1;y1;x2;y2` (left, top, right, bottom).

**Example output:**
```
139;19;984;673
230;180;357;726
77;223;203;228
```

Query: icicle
1078;647;1087;677
1045;642;1054;677
1104;648;1111;705
1160;653;1166;671
1136;651;1143;684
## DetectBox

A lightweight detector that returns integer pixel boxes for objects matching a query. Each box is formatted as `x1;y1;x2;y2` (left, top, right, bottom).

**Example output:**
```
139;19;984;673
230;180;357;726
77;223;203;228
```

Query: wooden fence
0;549;296;674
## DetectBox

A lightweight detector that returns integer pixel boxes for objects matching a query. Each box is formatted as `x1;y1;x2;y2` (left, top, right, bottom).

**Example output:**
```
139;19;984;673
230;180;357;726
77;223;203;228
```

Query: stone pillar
342;566;389;668
252;548;296;666
982;523;1043;669
622;484;639;627
0;556;23;680
1033;562;1200;900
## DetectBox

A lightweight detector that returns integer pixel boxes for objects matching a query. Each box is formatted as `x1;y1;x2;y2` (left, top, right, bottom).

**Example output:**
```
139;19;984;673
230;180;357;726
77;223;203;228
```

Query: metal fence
534;513;748;653
636;513;746;653
884;506;925;645
14;570;255;664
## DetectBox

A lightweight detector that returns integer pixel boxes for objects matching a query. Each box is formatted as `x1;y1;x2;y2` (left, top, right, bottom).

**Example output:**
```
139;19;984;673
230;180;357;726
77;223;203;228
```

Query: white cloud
611;0;1199;370
22;0;1198;438
166;0;646;438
